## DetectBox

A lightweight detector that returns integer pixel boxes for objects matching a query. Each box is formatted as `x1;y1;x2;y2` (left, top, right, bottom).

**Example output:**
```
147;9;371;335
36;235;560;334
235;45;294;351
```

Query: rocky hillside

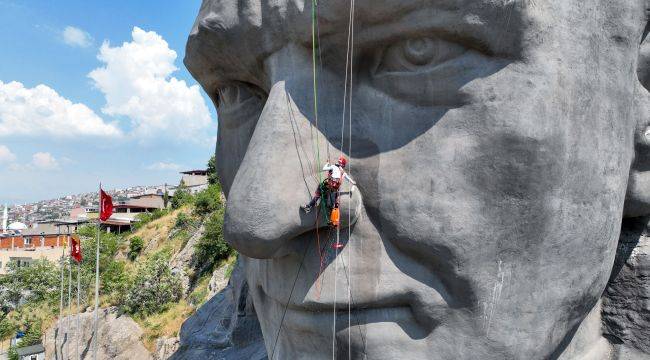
0;177;236;360
44;194;237;359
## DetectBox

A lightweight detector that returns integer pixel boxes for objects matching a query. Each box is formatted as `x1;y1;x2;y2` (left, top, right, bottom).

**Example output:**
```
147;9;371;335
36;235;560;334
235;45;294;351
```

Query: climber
302;156;356;215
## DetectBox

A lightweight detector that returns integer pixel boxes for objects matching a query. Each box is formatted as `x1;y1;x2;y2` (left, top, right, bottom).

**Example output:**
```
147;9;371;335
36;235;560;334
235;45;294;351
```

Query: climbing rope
311;0;322;185
332;0;357;357
269;236;311;360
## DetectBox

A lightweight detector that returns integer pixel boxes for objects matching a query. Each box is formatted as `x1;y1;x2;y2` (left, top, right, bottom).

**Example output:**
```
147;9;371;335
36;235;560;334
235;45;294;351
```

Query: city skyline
0;0;217;204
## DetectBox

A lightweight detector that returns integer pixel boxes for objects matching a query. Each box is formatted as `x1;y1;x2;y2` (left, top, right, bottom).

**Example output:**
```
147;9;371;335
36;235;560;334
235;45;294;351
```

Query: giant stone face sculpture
185;1;650;359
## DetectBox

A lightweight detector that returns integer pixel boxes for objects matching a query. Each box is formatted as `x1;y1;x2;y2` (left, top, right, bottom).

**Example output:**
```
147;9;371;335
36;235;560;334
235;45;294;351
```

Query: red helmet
337;156;347;168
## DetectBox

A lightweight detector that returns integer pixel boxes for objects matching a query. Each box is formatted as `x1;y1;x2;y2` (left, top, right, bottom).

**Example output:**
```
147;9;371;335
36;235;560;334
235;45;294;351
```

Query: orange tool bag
330;207;340;227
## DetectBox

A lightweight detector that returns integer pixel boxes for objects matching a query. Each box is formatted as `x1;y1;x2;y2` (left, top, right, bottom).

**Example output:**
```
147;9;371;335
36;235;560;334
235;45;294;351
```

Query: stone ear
623;23;650;217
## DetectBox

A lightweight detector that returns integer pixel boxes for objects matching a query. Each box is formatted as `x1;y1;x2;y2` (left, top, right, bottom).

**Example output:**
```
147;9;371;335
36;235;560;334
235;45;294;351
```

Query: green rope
311;0;330;224
311;0;323;182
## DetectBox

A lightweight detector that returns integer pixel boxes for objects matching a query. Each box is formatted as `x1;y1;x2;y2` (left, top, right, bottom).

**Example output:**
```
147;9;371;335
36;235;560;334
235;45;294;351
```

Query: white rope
332;227;339;360
333;0;356;357
347;1;355;358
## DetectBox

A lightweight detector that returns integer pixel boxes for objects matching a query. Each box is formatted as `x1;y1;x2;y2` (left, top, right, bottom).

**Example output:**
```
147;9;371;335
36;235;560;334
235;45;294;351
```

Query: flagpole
76;257;81;360
93;183;101;360
67;234;73;360
58;226;65;359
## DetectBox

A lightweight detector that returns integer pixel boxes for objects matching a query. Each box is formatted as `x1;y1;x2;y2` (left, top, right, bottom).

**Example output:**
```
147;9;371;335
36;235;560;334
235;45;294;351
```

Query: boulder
45;307;151;360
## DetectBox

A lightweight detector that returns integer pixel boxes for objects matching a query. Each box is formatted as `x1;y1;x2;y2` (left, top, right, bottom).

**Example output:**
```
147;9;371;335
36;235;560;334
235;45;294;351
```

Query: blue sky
0;0;218;204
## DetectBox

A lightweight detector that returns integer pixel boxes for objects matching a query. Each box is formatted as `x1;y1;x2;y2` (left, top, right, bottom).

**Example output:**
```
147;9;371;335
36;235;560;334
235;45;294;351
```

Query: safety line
269;232;311;360
311;0;322;184
332;225;340;359
346;1;355;358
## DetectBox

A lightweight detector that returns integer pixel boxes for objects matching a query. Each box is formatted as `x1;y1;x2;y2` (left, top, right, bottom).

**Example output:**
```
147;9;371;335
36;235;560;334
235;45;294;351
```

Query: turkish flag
100;189;113;221
70;235;82;263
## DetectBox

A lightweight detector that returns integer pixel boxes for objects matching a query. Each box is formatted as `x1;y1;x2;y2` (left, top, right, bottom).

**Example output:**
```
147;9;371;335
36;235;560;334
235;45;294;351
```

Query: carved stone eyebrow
185;0;523;92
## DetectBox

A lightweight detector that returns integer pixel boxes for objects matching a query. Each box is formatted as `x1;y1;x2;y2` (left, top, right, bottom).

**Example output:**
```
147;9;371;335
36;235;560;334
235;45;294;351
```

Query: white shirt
322;163;355;184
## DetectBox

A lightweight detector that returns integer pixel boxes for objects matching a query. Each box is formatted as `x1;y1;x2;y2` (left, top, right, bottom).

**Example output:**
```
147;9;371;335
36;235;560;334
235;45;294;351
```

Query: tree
163;189;169;208
194;209;231;273
128;237;144;261
0;260;59;310
193;183;223;216
171;181;193;210
207;155;218;185
121;252;182;316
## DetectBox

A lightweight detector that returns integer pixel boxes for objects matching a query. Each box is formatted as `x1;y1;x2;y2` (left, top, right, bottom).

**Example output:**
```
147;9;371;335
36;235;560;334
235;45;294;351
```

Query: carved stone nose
223;81;361;259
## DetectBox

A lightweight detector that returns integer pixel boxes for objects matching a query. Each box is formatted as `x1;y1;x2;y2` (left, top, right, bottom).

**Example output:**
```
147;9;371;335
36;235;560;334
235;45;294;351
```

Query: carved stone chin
184;1;650;359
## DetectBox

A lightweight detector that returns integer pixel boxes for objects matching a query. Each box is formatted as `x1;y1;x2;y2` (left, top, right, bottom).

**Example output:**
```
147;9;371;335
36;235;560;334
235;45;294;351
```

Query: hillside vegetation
0;157;234;356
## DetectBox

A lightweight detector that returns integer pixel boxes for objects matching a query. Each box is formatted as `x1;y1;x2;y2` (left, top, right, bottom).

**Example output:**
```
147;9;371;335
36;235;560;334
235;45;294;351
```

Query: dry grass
122;207;194;273
136;300;195;352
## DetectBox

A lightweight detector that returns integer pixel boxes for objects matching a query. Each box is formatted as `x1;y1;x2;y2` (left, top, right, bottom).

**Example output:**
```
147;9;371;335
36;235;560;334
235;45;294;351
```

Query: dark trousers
308;180;340;208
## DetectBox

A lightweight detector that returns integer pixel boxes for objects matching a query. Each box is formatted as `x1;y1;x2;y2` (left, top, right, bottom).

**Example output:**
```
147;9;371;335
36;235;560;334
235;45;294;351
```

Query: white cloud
88;27;213;144
31;152;59;170
0;80;122;138
146;161;182;171
0;145;16;164
62;26;93;48
32;152;59;170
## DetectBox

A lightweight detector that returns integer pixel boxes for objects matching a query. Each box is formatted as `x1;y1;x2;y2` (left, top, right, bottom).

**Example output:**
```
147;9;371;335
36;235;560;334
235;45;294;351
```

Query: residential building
15;343;45;360
179;170;209;194
0;221;84;274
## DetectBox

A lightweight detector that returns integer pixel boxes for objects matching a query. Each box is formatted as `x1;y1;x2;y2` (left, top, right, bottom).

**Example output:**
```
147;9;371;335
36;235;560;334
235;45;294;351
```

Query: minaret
2;204;7;234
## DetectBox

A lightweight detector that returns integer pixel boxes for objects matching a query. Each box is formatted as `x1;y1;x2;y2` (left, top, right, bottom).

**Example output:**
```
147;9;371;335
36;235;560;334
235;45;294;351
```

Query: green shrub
193;183;223;216
128;236;144;261
0;318;16;341
187;286;208;307
194;209;231;273
121;252;182;316
174;213;192;229
171;182;193;210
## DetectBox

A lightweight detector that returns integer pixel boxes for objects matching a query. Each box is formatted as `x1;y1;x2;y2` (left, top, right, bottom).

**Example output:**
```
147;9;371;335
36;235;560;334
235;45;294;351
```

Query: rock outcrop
169;260;266;360
45;307;151;360
603;218;650;357
169;224;205;295
154;337;180;360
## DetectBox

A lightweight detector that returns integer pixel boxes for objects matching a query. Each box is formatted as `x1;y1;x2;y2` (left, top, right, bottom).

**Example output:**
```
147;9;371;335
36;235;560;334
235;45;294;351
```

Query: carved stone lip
261;285;445;334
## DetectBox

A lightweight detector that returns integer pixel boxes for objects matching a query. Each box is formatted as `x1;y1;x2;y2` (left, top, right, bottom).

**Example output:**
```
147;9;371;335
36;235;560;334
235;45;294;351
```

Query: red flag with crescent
100;189;113;222
70;235;82;263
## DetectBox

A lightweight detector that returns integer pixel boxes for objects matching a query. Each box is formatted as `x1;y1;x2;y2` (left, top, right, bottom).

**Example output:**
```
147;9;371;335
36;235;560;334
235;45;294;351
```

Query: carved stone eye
403;38;437;66
375;37;467;75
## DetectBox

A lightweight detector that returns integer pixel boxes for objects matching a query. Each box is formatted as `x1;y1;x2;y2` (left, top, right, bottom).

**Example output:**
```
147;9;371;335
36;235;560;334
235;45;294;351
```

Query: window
24;237;32;245
31;355;38;360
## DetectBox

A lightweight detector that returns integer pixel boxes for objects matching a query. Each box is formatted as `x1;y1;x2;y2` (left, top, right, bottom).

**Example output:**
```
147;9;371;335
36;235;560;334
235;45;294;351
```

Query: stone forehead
186;0;521;90
185;0;641;93
190;0;522;46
